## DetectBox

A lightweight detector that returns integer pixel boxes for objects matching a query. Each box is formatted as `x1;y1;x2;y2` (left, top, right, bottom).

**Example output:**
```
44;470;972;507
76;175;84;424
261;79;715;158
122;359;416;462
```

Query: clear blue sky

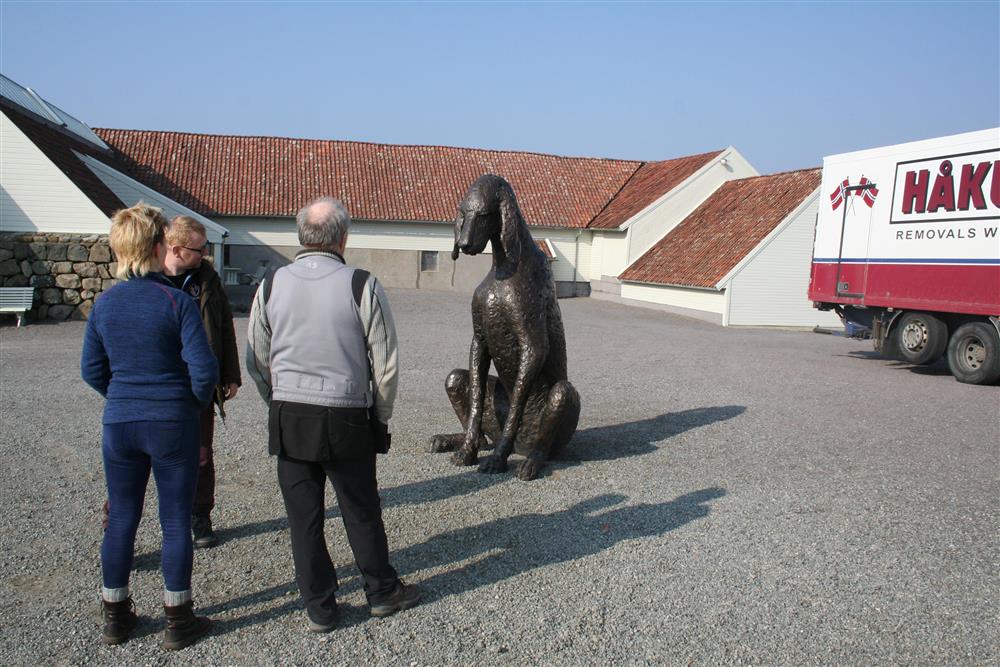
1;1;997;174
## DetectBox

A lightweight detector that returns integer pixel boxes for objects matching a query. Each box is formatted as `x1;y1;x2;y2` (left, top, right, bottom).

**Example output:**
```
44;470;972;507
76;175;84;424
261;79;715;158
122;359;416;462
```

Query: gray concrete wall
225;244;587;309
347;247;491;293
224;244;493;308
555;281;591;298
589;275;622;296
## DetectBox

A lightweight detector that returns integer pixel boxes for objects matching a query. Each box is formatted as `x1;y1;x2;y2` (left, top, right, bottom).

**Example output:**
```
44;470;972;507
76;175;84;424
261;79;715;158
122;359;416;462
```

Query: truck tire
893;311;948;365
947;321;1000;385
875;328;901;360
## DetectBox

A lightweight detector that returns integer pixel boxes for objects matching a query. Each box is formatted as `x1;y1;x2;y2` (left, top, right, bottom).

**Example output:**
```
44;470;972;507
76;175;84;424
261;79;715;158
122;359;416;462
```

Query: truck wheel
893;312;948;365
947;322;1000;385
875;328;901;360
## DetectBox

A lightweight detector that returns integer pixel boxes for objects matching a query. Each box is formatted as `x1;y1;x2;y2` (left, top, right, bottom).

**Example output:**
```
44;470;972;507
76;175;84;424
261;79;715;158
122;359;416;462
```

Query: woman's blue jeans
101;419;200;592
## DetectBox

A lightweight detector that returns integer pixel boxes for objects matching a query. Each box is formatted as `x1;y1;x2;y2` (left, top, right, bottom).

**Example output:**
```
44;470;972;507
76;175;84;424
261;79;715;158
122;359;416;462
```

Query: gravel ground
1;287;997;666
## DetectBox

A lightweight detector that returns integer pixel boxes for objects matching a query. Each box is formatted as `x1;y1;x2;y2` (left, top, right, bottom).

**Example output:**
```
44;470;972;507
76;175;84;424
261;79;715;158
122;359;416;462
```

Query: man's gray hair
297;197;351;248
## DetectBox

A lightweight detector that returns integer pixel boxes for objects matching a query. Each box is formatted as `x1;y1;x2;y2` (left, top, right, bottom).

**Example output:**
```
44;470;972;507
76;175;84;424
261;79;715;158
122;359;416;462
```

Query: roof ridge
585;161;649;227
643;148;724;165
92;127;644;165
734;166;821;181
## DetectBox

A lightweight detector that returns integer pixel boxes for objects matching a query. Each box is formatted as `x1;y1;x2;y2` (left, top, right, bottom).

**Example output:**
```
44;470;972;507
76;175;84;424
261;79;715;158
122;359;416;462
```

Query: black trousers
272;402;399;623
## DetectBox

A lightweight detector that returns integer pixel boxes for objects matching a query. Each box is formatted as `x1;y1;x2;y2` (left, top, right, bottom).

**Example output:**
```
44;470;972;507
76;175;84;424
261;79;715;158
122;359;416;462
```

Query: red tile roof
619;168;821;288
3;105;125;215
535;238;556;259
94;129;654;229
588;151;722;229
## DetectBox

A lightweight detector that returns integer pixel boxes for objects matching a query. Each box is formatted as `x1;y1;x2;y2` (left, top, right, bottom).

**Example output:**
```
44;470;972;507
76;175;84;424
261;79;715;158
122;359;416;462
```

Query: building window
223;244;231;265
420;250;438;272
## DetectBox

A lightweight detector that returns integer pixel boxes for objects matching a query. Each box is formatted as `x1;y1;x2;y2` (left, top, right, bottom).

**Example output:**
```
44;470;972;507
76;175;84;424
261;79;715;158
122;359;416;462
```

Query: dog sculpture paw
451;446;478;467
516;456;544;481
478;454;508;474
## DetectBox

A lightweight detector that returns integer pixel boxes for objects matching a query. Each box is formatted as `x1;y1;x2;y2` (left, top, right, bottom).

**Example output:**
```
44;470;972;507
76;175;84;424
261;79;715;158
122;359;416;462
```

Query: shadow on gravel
133;409;741;569
380;467;509;505
133;470;510;570
194;580;368;635
381;487;726;603
843;351;952;376
843;350;882;360
562;406;746;462
902;362;951;376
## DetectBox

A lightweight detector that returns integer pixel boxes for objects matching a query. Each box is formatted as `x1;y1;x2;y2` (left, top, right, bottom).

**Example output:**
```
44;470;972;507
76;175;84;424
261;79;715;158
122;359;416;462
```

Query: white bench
0;287;35;327
224;264;270;287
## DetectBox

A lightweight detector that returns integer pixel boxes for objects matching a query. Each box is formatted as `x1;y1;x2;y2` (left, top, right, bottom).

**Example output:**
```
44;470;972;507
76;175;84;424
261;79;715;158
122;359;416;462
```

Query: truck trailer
809;128;1000;385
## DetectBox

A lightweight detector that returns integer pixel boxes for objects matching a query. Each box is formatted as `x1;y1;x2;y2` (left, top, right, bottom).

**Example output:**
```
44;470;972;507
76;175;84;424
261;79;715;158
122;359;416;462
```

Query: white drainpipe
573;229;583;296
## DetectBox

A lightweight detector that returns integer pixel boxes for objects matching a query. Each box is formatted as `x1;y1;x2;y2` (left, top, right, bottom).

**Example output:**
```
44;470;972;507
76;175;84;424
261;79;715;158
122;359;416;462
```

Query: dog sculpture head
452;174;523;272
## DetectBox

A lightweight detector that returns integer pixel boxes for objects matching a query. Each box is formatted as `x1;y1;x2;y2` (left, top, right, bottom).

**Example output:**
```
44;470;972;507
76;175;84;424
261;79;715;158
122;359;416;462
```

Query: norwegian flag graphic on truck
830;176;879;210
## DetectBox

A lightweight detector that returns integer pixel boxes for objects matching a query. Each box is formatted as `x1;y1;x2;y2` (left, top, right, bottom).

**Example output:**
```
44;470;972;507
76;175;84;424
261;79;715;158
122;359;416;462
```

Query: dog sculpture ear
498;183;521;269
451;212;462;261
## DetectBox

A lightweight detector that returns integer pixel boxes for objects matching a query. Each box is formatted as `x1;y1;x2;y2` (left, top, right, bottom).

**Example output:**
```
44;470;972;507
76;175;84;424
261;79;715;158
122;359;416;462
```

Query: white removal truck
808;128;1000;384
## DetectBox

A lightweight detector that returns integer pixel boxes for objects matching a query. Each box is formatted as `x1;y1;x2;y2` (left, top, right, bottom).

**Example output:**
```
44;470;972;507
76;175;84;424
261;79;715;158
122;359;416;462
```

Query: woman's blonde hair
109;202;168;279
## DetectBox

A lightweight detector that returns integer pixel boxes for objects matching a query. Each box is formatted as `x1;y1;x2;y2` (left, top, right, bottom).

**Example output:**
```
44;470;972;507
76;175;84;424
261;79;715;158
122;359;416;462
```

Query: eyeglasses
180;244;209;254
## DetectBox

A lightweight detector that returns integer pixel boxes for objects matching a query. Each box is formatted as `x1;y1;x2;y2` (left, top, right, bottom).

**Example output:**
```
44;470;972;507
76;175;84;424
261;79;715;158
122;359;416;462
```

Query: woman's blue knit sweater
81;274;219;424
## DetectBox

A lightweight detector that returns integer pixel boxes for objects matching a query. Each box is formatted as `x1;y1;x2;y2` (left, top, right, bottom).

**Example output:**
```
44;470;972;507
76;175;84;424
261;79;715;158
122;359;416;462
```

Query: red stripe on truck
809;261;1000;315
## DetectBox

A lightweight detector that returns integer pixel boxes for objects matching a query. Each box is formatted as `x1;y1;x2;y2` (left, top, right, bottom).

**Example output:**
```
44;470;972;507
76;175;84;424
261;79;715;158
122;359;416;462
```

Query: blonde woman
81;202;218;649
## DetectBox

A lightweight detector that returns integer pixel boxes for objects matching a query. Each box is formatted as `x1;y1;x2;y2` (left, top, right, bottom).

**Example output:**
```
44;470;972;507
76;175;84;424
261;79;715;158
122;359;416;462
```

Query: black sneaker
307;615;337;633
192;516;218;549
369;582;421;618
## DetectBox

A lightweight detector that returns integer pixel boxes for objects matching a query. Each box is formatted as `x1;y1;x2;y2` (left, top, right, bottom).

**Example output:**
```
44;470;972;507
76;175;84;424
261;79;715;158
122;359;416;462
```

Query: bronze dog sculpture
430;174;581;480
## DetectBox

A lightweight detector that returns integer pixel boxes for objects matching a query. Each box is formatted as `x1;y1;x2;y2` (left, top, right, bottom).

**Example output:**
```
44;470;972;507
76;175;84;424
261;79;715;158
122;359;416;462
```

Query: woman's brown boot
101;597;138;645
161;600;211;650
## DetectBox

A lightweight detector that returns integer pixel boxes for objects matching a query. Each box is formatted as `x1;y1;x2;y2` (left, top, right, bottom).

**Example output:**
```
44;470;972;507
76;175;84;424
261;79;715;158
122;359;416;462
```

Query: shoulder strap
351;269;370;308
263;267;366;307
262;268;276;304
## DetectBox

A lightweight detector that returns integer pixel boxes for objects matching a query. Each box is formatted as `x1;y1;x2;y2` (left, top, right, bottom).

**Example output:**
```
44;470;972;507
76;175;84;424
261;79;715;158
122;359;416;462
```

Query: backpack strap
351;269;370;308
264;266;367;307
262;268;276;304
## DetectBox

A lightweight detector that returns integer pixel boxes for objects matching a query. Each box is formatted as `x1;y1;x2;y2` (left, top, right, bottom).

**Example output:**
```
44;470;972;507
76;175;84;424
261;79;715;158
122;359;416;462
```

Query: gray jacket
246;251;399;423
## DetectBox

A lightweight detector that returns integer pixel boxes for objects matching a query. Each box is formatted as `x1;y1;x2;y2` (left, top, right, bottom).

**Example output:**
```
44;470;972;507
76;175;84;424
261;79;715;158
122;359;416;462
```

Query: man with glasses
161;215;241;548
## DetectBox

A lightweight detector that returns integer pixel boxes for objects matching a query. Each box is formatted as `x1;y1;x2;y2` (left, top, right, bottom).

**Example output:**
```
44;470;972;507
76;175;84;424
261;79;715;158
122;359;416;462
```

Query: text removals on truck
809;128;1000;385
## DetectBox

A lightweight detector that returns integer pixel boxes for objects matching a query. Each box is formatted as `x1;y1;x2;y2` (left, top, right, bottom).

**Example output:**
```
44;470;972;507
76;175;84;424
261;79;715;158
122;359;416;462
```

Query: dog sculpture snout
452;211;469;260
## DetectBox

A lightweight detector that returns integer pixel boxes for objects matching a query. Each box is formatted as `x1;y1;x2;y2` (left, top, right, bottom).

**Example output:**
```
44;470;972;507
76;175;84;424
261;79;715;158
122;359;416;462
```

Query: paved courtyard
1;288;997;666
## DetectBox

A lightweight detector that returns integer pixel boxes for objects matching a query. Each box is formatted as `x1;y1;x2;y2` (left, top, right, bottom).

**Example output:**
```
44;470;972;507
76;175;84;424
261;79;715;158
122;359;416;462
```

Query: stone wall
0;232;117;321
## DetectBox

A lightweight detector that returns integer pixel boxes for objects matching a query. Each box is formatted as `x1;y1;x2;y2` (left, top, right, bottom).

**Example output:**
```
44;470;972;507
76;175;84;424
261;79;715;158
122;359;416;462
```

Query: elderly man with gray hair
246;197;419;632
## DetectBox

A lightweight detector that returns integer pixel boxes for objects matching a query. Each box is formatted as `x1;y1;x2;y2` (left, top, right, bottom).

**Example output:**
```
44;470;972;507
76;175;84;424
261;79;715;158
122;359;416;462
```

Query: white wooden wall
590;230;629;279
620;282;726;314
543;228;591;282
724;196;842;327
0;112;108;234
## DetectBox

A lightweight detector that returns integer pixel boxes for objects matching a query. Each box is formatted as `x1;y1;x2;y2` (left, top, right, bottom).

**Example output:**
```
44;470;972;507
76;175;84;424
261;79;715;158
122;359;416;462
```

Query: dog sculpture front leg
451;332;491;467
479;332;547;474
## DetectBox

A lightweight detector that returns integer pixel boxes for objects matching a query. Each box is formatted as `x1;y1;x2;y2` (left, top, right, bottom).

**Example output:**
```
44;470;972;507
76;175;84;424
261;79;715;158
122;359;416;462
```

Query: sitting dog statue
430;174;581;481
